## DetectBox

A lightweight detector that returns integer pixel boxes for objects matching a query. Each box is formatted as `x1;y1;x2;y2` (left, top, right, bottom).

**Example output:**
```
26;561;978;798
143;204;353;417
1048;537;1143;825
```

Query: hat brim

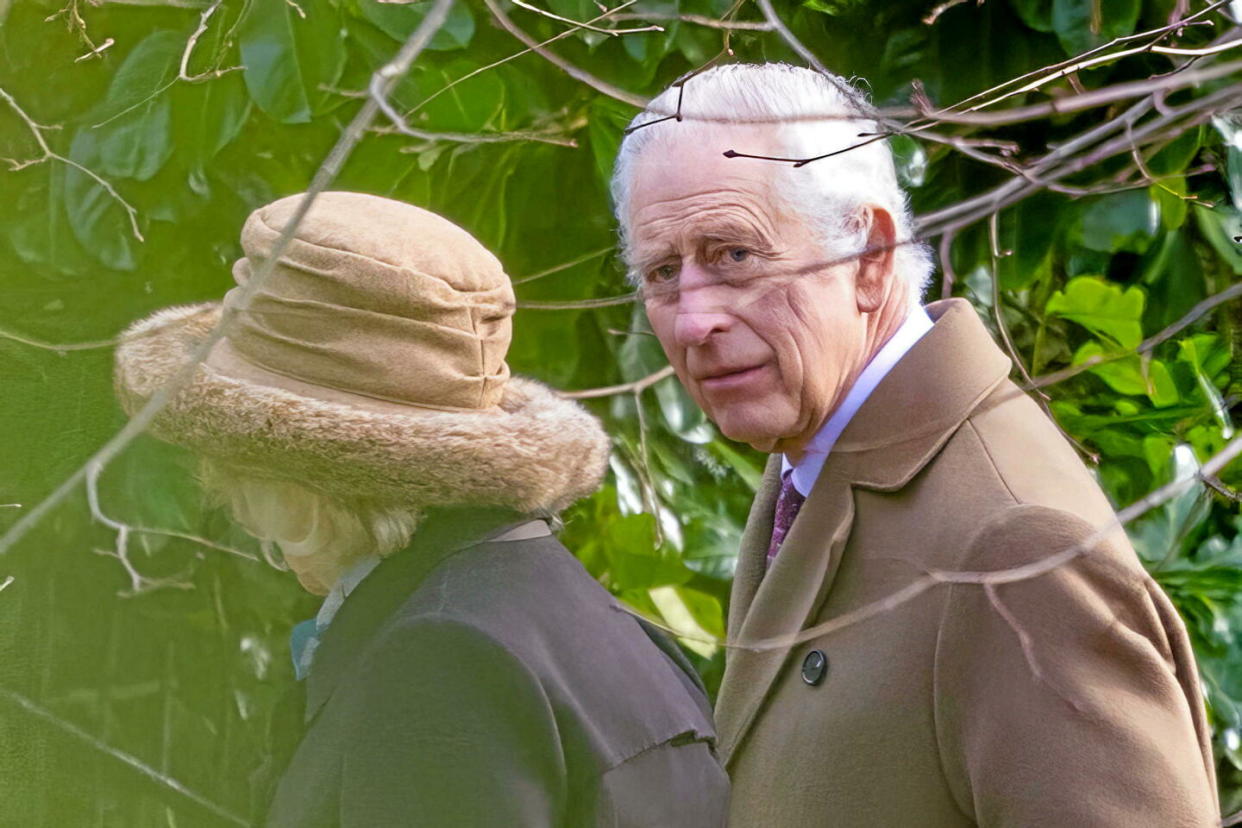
114;303;610;511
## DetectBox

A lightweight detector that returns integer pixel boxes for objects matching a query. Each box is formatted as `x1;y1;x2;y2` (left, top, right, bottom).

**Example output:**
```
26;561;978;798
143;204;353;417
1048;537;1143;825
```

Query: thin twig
510;0;662;35
481;0;648;108
559;365;675;399
0;686;249;826
0;87;144;242
517;291;638;310
0;0;457;561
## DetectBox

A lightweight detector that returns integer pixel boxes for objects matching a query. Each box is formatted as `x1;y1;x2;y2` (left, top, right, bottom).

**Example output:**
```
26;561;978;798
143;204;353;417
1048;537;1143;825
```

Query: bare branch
511;245;613;286
0;86;144;242
509;0;662;35
180;0;244;83
481;0;649;108
0;686;249;826
517;290;637;310
559;365;675;399
608;12;773;31
0;0;458;561
0;325;119;353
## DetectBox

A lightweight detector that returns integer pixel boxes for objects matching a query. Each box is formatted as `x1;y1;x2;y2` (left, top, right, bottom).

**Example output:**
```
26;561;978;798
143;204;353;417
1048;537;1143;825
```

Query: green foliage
0;0;1239;822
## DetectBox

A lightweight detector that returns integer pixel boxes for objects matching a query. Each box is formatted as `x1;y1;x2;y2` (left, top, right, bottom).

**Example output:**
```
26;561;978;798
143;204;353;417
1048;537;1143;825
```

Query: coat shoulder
391;536;719;772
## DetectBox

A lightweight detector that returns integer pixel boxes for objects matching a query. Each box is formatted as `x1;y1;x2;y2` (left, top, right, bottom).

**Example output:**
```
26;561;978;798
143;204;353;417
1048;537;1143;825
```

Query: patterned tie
767;469;807;566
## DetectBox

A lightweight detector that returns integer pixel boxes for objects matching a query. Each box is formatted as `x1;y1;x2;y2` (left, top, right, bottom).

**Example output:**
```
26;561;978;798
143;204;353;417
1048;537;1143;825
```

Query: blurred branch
511;245;614;286
509;0;663;35
481;0;649;108
384;124;578;147
629;433;1242;651
0;86;144;241
560;365;675;399
517;290;638;309
0;325;119;352
0;0;457;561
608;11;773;30
0;686;250;827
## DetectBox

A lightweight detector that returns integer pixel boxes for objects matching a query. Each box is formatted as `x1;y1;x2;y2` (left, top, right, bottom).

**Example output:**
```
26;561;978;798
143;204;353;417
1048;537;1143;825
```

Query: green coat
716;299;1218;827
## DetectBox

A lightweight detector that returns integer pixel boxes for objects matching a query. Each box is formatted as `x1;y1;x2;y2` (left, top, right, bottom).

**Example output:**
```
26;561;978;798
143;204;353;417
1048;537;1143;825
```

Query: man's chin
711;411;790;454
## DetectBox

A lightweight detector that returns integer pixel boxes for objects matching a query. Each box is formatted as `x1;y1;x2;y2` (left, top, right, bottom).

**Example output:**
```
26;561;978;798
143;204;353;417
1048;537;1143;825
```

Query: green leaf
1147;126;1201;177
1073;341;1177;406
1077;189;1159;254
1193;206;1242;275
1151;179;1188;232
1178;335;1235;434
1051;0;1139;56
63;130;138;270
238;0;346;123
355;0;475;51
1213;113;1242;210
89;30;183;181
1007;0;1053;32
589;96;638;191
1046;276;1145;349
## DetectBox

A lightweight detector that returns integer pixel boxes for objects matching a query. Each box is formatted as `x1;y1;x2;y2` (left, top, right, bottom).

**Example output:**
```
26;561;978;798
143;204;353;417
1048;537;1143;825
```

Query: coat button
801;650;828;686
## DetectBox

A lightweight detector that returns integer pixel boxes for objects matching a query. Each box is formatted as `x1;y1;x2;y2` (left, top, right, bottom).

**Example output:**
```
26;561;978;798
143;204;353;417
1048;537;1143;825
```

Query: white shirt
781;307;934;498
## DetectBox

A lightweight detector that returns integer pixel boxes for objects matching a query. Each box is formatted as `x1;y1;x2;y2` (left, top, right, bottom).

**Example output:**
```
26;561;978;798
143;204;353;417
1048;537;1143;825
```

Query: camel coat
715;298;1219;827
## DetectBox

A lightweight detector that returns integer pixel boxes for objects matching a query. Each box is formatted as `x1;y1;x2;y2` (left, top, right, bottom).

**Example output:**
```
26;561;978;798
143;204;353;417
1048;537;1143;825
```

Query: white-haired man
613;63;1219;826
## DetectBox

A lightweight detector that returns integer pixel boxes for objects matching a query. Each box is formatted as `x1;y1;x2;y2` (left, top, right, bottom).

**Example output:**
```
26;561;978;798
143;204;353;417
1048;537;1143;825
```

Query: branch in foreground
559;365;675;399
481;0;649;108
0;0;458;561
623;434;1242;651
0;685;249;827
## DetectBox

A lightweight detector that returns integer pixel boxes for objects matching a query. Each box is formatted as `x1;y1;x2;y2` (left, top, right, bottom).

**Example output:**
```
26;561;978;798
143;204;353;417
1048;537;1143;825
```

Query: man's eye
727;248;751;263
647;263;678;282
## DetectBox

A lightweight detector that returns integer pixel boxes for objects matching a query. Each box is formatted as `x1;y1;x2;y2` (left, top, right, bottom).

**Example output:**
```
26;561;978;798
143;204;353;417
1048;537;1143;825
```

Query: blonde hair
197;457;419;585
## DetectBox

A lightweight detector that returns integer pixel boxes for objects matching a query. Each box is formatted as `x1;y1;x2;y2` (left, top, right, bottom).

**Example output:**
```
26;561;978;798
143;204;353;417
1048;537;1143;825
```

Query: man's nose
673;266;732;346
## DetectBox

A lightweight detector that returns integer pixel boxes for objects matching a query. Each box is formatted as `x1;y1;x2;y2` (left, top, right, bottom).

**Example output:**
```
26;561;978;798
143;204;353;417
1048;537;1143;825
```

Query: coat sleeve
932;504;1219;828
339;616;566;827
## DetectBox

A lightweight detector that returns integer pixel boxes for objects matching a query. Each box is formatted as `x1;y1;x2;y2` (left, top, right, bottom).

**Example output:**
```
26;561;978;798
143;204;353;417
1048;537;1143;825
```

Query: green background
0;0;1239;823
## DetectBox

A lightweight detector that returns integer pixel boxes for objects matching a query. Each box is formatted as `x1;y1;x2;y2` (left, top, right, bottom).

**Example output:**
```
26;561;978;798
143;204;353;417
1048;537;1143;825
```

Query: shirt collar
781;306;934;497
314;555;383;632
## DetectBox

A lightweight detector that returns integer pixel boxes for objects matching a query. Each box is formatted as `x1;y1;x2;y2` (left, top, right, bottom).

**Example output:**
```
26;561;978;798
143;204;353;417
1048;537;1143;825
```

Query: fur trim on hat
114;303;610;514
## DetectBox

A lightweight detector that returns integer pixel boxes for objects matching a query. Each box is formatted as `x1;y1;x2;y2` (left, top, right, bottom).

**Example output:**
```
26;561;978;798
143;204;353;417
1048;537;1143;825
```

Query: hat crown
221;191;514;411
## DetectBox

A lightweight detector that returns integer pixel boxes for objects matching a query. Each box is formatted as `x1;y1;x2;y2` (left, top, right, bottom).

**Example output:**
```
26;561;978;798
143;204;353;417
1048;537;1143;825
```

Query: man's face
628;128;880;454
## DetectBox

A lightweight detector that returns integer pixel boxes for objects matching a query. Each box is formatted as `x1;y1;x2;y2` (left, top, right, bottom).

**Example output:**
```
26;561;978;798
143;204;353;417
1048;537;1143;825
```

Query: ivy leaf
238;0;346;124
1051;0;1139;56
89;30;182;181
1046;276;1145;349
355;0;476;51
1007;0;1054;32
64;130;138;270
1077;189;1159;254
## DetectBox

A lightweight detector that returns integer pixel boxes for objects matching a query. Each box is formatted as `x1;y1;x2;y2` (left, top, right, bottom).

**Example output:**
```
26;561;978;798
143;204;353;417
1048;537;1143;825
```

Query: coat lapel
715;459;856;763
714;299;1014;765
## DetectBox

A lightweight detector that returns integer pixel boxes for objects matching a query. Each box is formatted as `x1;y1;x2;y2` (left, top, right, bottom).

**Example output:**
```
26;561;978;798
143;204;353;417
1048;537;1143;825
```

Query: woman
114;191;729;826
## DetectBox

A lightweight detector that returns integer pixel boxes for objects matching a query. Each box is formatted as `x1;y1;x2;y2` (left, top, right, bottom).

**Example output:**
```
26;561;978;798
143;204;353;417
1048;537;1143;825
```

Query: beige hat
114;191;610;513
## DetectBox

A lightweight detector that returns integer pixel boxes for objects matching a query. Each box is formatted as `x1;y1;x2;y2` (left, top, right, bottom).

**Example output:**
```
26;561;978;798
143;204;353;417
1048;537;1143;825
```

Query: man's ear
855;206;896;314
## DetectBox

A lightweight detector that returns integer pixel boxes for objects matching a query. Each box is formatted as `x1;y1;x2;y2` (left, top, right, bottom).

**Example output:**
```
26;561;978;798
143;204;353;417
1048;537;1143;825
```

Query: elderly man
612;63;1219;826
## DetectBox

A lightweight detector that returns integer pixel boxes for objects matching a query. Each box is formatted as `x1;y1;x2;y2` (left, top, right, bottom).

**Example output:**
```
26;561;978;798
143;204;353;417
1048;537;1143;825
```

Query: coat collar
303;506;528;724
714;298;1012;764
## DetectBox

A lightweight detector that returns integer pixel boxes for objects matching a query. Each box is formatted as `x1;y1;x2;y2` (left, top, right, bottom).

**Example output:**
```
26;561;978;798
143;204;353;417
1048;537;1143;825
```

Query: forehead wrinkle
631;195;781;264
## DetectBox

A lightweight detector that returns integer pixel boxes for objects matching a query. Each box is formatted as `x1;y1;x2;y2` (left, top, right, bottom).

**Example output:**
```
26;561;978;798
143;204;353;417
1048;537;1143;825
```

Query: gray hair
610;63;932;304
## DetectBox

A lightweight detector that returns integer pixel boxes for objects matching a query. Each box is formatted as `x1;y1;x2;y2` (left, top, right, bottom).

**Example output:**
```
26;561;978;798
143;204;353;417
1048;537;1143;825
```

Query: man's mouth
699;364;767;392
